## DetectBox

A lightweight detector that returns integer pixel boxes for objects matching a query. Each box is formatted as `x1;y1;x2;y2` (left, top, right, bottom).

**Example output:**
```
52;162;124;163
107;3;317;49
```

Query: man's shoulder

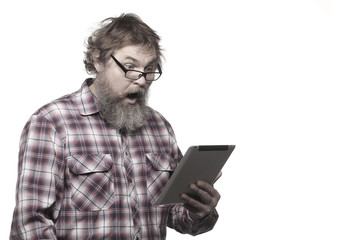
146;107;175;133
147;107;167;122
31;88;81;122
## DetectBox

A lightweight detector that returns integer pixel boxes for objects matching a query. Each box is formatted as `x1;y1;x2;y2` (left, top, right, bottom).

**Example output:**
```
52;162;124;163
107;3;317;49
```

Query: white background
1;0;359;239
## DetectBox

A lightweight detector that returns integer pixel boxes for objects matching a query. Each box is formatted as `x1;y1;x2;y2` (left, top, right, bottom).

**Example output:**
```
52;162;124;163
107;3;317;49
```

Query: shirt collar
76;79;100;116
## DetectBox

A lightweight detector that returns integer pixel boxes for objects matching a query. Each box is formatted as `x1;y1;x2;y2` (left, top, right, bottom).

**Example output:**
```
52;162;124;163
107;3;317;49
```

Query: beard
93;73;150;133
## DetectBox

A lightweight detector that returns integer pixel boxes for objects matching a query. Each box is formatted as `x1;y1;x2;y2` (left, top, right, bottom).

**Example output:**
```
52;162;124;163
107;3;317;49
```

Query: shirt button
132;206;138;212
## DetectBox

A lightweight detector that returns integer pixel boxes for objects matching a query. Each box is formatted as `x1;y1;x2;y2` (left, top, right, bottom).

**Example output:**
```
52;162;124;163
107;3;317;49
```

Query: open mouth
126;92;139;100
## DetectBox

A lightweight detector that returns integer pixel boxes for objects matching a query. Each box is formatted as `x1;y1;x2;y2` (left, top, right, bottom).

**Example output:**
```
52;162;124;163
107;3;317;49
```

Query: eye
145;66;155;72
125;64;135;70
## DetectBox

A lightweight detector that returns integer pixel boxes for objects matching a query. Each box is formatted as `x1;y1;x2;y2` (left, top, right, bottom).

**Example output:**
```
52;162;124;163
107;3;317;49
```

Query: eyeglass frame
110;55;162;81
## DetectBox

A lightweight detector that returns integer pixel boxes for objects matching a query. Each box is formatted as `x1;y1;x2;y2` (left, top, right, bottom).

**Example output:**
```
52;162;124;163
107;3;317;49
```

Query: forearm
10;166;61;239
10;201;57;239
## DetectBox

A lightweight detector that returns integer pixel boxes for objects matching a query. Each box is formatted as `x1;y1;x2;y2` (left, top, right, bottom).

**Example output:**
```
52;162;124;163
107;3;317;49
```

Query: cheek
106;73;130;94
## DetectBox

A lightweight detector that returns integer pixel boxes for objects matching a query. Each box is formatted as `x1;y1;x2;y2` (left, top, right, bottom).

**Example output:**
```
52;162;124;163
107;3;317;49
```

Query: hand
180;172;222;219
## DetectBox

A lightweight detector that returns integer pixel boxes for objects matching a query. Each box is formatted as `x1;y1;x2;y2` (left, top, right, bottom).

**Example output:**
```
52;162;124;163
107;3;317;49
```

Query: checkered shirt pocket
146;153;177;205
67;154;115;211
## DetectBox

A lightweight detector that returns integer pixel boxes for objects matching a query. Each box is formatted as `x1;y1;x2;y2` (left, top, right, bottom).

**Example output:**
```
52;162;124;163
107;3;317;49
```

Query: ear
92;50;103;72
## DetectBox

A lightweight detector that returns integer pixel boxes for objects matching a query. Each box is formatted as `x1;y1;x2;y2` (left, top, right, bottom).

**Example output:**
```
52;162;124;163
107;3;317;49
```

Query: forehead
113;45;157;63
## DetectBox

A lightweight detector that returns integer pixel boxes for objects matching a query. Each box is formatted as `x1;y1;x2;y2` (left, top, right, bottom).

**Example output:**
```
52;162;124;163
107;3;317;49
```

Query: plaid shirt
10;79;218;240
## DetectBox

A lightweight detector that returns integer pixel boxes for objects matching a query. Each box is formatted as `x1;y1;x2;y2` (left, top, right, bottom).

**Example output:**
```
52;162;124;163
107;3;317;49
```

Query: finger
183;203;209;219
181;193;212;219
181;193;207;211
196;181;221;200
189;184;213;204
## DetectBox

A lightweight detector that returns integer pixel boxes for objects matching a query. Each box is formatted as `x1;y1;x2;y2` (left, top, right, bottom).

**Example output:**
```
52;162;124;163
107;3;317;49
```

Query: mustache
114;87;147;101
125;87;146;96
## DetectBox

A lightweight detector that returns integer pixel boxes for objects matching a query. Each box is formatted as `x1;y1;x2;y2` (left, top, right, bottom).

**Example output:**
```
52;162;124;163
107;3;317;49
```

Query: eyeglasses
111;55;162;81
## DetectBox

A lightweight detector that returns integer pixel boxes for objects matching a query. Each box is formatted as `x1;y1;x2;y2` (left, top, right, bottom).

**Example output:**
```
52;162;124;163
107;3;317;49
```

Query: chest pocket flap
68;154;113;175
145;153;177;171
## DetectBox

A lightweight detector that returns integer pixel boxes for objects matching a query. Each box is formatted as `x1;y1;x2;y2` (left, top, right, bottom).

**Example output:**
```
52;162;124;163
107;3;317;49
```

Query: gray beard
93;76;150;133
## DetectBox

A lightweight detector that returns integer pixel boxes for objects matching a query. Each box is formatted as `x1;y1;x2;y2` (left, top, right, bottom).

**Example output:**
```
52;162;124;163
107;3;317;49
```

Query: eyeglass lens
125;71;161;81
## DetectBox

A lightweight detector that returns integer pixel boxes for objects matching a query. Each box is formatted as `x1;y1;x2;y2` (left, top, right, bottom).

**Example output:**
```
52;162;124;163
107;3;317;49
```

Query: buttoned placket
121;132;142;237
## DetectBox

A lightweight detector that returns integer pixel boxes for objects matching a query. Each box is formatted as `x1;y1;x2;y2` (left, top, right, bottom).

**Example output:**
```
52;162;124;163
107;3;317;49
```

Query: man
10;13;221;239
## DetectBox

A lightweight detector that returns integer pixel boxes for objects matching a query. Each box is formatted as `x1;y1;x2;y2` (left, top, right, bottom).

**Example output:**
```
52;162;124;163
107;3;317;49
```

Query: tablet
154;145;235;205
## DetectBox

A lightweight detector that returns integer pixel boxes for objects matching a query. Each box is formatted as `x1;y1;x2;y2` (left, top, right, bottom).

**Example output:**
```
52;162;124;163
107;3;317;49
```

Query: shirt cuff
188;208;219;235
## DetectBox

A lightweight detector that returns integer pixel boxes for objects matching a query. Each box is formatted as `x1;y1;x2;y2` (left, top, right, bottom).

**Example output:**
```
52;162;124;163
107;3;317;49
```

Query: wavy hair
84;13;163;75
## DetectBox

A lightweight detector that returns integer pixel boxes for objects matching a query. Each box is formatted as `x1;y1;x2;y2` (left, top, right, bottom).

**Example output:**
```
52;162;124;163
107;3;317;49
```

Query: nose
133;75;147;87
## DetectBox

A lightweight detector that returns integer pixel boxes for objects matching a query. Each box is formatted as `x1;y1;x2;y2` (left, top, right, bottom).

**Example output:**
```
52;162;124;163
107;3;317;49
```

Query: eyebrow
123;56;158;66
123;56;138;63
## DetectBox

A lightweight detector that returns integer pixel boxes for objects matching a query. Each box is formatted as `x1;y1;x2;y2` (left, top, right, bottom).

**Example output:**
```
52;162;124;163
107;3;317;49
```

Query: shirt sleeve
10;114;64;239
167;204;219;236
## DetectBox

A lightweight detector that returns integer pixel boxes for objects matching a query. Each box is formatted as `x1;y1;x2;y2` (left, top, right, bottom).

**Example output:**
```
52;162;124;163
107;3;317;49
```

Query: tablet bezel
154;145;235;205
